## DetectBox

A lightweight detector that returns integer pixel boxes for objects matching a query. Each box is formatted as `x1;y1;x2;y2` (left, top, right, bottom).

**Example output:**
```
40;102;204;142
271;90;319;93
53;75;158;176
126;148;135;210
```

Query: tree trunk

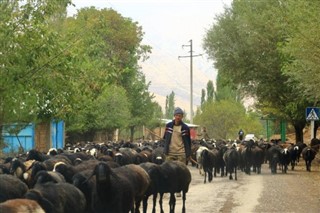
293;120;306;143
130;126;135;142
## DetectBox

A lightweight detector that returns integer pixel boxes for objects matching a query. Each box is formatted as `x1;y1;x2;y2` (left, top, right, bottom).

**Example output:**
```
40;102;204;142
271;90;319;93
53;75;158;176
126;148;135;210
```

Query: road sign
306;107;319;121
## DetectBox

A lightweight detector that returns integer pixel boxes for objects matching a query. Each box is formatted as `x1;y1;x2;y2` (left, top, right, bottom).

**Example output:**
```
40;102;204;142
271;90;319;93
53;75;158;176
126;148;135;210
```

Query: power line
178;39;202;123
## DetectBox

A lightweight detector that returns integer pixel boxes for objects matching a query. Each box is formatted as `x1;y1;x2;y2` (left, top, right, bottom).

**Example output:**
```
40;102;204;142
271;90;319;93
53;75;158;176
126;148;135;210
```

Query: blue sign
306;107;319;121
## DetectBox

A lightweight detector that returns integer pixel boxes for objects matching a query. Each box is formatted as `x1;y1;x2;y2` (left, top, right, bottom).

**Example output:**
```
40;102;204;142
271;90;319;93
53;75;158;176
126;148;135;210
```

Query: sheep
135;150;152;164
31;170;66;187
302;146;317;172
0;174;29;202
123;164;151;212
223;147;239;180
53;159;100;183
114;148;138;166
24;182;86;213
0;164;10;174
196;146;209;175
158;161;192;213
59;151;94;164
9;158;34;185
72;169;97;213
0;198;45;213
26;149;51;162
200;149;216;183
139;162;162;213
279;148;291;173
86;162;135;213
151;146;166;165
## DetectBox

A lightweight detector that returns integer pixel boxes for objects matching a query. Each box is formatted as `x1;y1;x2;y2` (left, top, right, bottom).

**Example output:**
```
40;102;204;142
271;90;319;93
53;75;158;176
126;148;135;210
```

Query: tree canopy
203;0;320;142
0;0;159;143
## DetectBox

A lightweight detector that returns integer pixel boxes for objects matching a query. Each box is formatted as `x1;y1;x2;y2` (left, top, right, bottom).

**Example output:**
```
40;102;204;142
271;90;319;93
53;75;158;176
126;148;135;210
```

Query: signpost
306;107;319;140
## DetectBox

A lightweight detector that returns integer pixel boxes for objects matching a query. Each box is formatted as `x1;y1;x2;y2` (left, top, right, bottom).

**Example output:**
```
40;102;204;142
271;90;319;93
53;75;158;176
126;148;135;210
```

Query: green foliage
194;99;263;140
94;85;131;132
203;0;318;141
0;1;159;143
206;80;215;103
280;0;320;103
200;89;206;109
0;0;75;125
165;91;175;119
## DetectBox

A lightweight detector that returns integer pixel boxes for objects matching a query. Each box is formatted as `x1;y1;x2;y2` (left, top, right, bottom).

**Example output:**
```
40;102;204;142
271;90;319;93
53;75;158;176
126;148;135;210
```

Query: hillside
140;49;217;118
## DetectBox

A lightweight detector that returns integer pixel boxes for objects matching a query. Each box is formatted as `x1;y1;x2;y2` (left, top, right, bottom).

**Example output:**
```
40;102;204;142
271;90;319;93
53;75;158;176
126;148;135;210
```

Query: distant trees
165;91;175;119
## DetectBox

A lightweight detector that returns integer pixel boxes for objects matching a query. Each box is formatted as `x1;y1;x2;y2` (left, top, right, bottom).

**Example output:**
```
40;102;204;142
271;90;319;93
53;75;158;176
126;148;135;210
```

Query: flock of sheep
0;141;192;213
0;137;319;213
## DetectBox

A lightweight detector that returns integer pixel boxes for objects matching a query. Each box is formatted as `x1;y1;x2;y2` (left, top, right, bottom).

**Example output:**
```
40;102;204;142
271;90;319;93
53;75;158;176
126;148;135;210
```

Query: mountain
140;48;217;119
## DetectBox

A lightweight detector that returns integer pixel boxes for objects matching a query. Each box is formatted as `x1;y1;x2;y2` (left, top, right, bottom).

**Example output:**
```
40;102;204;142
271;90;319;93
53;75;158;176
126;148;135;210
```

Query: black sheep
0;174;29;202
72;169;97;213
25;182;86;213
53;159;100;183
151;146;166;165
223;147;239;180
200;149;216;183
87;162;135;213
139;162;162;213
158;161;192;213
302;146;317;172
32;170;66;187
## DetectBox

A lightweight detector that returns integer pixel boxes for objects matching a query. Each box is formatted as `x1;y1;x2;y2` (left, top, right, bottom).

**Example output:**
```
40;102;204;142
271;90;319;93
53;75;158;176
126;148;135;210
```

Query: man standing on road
163;107;192;164
163;107;192;197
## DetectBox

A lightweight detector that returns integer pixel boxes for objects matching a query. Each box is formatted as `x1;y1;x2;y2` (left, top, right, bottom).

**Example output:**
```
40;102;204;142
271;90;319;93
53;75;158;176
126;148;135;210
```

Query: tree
280;0;320;103
194;99;263;139
61;7;152;140
203;0;315;142
0;0;75;123
125;71;157;141
200;89;206;109
94;85;131;141
206;80;215;103
165;91;175;119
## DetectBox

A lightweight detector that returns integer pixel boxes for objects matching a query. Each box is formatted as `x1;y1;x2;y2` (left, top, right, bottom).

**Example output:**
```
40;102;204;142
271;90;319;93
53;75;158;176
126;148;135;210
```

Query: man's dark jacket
163;120;192;158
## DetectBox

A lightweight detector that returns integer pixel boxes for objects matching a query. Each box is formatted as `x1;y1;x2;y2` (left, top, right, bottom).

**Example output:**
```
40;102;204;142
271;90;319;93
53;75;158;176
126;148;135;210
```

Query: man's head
173;107;184;124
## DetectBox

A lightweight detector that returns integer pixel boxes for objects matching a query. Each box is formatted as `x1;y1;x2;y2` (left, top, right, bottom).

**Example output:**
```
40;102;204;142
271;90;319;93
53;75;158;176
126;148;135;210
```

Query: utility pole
178;39;201;123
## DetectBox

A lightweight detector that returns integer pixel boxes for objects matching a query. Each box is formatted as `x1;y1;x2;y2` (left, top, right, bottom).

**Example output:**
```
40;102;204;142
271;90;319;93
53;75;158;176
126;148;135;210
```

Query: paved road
142;161;320;213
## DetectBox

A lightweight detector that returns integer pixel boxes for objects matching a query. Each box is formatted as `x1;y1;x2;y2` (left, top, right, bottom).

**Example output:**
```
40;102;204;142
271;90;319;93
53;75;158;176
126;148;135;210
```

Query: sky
67;0;232;119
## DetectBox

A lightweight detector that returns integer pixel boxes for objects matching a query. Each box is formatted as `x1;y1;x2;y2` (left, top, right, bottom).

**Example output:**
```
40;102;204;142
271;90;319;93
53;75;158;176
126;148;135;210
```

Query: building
1;120;65;153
